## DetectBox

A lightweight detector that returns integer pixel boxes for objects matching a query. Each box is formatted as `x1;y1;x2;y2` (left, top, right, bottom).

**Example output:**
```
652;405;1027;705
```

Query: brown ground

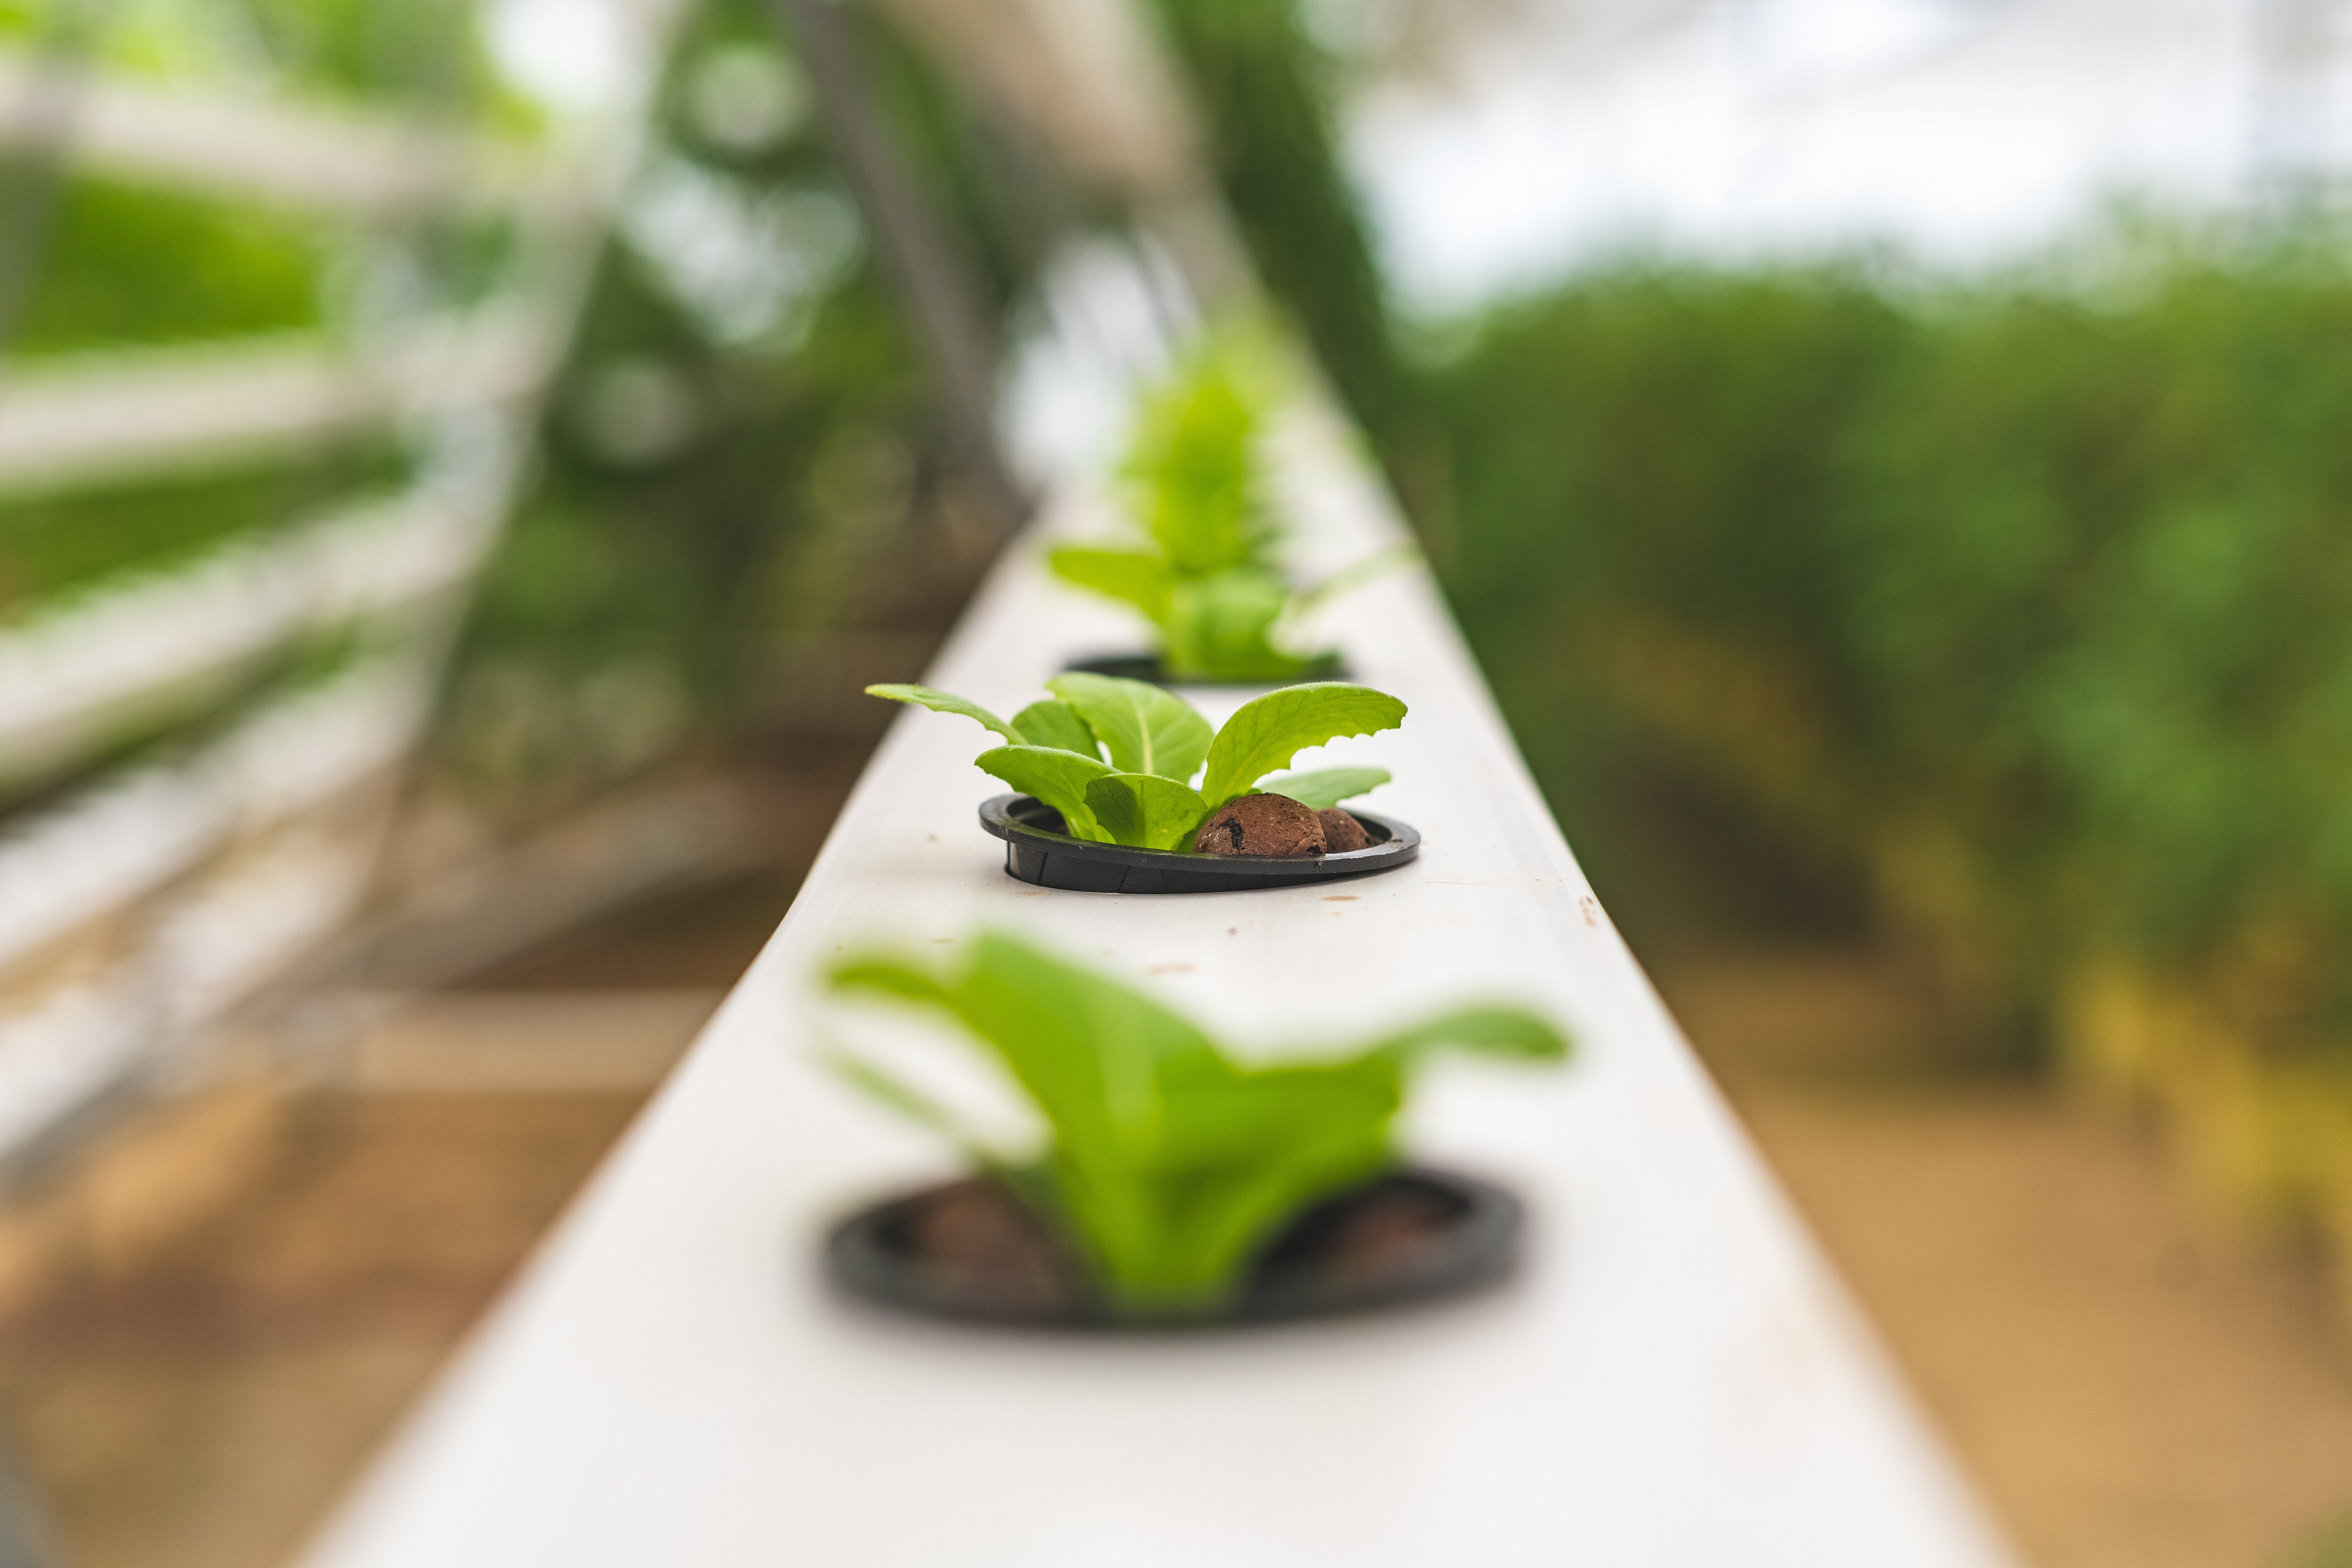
0;868;814;1568
2;925;2350;1566
1661;956;2352;1568
0;1091;648;1568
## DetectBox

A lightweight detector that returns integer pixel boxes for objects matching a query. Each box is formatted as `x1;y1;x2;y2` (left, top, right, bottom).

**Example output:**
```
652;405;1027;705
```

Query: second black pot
1061;652;1352;687
825;1165;1523;1331
979;794;1419;894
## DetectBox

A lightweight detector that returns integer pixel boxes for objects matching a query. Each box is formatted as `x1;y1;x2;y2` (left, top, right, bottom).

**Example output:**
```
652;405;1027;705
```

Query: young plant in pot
821;929;1570;1327
1049;338;1405;686
867;671;1417;893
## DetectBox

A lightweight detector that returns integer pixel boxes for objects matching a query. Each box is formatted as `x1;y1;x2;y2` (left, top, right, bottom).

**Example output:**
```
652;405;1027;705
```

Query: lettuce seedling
827;929;1570;1316
867;672;1405;849
1047;339;1406;682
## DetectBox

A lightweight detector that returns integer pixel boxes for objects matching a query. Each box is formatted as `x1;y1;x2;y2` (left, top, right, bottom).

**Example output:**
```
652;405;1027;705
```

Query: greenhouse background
5;1;2352;1566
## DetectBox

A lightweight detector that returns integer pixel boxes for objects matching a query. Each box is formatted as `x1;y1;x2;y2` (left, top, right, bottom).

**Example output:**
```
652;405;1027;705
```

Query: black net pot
1060;652;1353;688
978;794;1419;894
824;1166;1524;1332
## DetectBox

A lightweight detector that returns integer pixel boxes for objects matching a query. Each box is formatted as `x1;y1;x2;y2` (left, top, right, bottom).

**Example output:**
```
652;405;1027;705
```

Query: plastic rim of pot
823;1166;1524;1331
978;793;1419;894
1060;652;1352;687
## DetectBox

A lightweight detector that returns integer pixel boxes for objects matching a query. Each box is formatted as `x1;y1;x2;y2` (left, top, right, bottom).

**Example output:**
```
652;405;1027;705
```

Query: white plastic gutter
292;398;2021;1568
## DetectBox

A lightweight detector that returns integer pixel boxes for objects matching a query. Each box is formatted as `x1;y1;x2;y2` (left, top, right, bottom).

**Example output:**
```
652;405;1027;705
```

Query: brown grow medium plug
1194;793;1327;857
1316;809;1371;853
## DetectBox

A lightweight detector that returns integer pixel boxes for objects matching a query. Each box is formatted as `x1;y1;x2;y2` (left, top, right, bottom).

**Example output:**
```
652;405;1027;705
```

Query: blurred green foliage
1423;227;2352;1064
1;175;327;353
437;0;1060;814
2290;1511;2352;1568
828;927;1566;1315
1049;338;1348;680
1124;346;1267;575
0;0;523;122
0;0;1065;825
0;443;401;617
230;0;515;113
1148;0;1400;439
0;0;523;633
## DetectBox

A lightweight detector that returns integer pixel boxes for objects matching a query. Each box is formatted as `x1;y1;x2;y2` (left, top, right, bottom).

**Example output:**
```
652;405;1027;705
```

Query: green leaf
1147;1057;1400;1166
1369;1007;1572;1067
1011;699;1101;759
1198;683;1408;809
975;745;1118;842
822;1046;1022;1172
1046;672;1213;782
1286;543;1418;619
1134;1112;1393;1299
1125;362;1265;576
1162;568;1305;682
1256;766;1390;811
1084;772;1210;849
824;931;1569;1317
828;957;956;1009
1048;547;1174;626
929;931;1228;1192
865;684;1023;747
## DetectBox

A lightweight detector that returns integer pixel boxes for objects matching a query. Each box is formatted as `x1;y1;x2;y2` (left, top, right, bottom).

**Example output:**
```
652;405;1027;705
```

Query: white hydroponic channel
296;402;2018;1568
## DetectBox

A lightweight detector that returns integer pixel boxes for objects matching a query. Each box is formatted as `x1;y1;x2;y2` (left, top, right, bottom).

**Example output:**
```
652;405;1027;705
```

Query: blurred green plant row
0;0;1060;830
0;0;1384;826
0;0;522;826
1417;222;2352;1312
1;176;326;354
442;0;1067;819
0;0;532;125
